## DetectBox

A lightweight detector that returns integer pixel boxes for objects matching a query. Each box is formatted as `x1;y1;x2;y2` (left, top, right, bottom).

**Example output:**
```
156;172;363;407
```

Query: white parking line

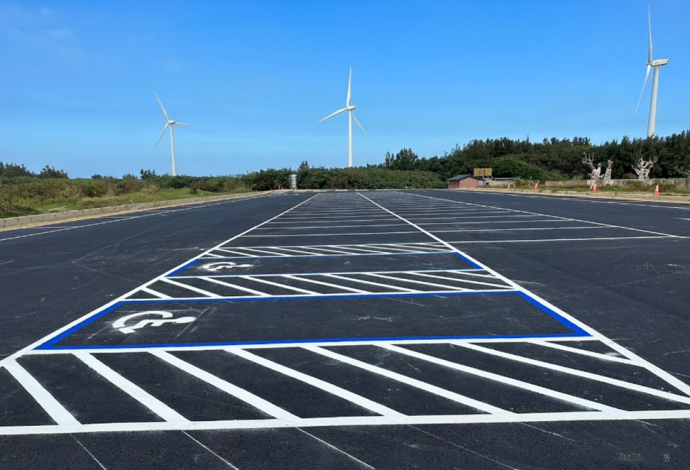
75;352;188;424
404;192;681;238
3;360;81;428
304;346;515;417
227;348;406;420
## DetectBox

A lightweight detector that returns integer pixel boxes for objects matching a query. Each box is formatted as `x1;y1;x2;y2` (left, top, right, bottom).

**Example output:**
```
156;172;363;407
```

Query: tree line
0;163;68;179
2;130;688;193
382;131;690;182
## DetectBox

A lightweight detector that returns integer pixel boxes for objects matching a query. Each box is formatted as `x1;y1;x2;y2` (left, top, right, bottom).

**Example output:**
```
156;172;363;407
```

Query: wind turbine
319;67;366;168
634;6;669;138
154;91;192;176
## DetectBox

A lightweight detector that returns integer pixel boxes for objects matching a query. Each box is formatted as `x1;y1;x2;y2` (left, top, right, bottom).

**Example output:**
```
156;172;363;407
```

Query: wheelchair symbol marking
202;262;253;272
113;311;196;334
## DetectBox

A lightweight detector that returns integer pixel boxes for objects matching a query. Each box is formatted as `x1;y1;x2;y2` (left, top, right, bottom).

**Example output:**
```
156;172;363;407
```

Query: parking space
2;190;690;447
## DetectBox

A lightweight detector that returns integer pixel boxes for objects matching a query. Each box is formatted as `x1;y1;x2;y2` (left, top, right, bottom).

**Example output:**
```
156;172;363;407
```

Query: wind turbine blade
351;111;366;134
319;108;348;122
154;91;169;121
647;6;653;63
174;122;193;127
154;123;169;149
634;65;652;115
346;67;352;107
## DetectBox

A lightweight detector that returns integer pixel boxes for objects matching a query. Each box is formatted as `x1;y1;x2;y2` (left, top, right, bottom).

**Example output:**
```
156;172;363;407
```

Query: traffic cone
592;183;597;193
534;182;538;191
654;184;660;195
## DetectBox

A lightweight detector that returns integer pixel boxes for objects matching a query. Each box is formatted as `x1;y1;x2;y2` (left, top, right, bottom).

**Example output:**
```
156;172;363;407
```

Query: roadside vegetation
2;130;688;218
0;165;443;218
0;175;244;219
508;179;688;194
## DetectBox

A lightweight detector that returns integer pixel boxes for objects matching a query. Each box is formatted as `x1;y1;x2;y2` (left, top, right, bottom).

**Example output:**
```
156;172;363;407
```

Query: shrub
115;175;146;194
76;179;107;198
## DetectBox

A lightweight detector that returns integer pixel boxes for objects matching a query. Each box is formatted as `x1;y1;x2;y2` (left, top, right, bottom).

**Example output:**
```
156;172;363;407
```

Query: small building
447;174;479;189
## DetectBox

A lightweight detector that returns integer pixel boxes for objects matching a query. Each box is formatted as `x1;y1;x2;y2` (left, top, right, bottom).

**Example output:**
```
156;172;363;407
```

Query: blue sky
1;0;688;177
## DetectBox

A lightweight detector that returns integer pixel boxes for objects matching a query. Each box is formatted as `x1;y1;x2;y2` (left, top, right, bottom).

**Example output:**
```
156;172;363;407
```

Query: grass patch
0;178;251;219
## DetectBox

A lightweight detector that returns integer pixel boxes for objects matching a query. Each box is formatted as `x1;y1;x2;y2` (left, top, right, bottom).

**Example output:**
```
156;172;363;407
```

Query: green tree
38;165;68;179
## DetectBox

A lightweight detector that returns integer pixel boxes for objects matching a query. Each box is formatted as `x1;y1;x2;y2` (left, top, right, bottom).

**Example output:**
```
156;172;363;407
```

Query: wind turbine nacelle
346;105;356;111
651;59;669;66
168;120;176;125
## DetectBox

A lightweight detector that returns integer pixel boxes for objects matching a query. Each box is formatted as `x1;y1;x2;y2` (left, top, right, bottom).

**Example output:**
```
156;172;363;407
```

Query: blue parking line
35;290;591;350
40;333;588;351
453;251;482;269
36;302;124;350
168;258;202;276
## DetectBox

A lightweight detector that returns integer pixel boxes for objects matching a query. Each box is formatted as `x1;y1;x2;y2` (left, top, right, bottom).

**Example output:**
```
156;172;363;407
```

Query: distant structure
635;7;670;137
319;67;366;168
154;91;192;176
447;174;479;189
473;168;492;178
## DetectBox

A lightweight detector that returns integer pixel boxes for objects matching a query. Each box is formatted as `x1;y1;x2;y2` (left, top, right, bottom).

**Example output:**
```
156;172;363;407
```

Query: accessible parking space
40;292;582;349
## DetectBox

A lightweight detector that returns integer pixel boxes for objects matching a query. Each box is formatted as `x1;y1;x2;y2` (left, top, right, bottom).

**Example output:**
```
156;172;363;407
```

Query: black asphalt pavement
1;189;689;469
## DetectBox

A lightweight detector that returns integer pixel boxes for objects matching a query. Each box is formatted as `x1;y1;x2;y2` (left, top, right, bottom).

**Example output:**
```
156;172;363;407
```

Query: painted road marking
205;242;451;258
149;350;300;422
446;236;671;244
456;189;690;211
112;311;196;334
202;262;254;271
402;192;681;238
3;360;81;428
457;342;690;405
228;347;407;420
303;345;515;417
141;269;512;300
37;292;584;349
74;352;189;423
1;191;689;437
379;344;627;415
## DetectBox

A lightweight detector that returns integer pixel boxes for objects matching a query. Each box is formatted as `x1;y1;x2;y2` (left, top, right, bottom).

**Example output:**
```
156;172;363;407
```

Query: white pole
647;66;660;138
170;124;177;176
348;111;353;168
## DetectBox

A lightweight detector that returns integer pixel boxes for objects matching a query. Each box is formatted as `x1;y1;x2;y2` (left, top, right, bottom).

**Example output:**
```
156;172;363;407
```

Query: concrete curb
453;188;690;204
0;191;273;229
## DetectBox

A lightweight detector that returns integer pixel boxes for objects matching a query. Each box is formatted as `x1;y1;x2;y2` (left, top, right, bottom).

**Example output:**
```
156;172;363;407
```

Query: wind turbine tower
154;91;192;176
320;67;366;168
635;7;669;138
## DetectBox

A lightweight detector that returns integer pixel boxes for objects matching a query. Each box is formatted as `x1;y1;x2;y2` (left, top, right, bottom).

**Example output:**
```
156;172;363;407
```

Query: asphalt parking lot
1;189;689;469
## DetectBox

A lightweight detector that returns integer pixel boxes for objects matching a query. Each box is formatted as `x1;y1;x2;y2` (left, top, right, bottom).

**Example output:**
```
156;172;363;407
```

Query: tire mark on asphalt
409;425;520;470
70;434;108;469
296;428;376;469
182;431;240;469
